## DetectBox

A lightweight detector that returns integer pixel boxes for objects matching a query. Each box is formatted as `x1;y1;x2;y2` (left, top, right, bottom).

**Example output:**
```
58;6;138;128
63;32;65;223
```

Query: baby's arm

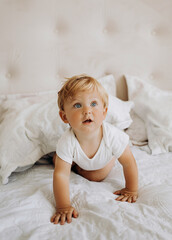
51;154;78;225
114;145;138;203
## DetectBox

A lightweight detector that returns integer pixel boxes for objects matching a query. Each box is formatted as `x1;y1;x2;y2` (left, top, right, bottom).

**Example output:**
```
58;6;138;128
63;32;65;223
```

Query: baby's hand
114;188;138;203
50;206;78;225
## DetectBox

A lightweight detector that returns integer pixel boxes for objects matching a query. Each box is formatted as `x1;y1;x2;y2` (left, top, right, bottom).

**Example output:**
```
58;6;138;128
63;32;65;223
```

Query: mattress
0;146;172;240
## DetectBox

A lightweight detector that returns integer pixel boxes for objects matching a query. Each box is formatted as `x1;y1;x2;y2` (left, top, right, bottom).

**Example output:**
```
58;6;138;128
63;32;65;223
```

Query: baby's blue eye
91;101;97;107
74;103;82;108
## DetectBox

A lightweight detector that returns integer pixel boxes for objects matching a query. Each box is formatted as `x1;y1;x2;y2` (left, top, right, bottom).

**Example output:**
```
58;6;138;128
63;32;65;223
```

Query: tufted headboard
0;0;172;100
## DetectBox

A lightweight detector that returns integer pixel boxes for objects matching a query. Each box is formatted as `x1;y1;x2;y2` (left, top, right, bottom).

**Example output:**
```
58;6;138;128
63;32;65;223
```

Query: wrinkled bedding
0;146;172;240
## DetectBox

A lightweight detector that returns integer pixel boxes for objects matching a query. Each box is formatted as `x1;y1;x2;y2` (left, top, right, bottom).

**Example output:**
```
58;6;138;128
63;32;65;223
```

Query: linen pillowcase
0;97;68;184
125;110;148;146
106;95;134;130
125;75;172;154
98;74;116;97
0;75;133;184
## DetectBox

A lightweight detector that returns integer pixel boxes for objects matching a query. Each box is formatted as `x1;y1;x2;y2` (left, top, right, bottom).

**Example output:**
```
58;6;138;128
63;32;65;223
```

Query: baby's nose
83;106;91;115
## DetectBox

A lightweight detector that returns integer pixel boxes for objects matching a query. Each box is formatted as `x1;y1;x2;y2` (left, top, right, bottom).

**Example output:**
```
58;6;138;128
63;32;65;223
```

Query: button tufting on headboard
103;28;108;34
0;0;172;98
6;73;12;79
151;29;157;36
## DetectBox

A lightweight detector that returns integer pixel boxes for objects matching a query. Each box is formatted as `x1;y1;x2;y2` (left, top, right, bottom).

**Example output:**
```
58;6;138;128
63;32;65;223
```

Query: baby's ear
104;107;108;113
103;107;108;118
59;110;69;123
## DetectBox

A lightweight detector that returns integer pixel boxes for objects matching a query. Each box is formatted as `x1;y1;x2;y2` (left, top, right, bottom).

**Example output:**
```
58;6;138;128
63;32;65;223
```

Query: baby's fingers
51;207;78;225
114;190;121;195
116;195;137;203
127;196;132;203
66;208;78;223
50;214;56;223
116;195;130;202
121;196;129;202
60;213;66;225
132;195;137;202
66;211;73;223
51;213;59;223
115;195;125;201
52;213;61;224
72;208;78;218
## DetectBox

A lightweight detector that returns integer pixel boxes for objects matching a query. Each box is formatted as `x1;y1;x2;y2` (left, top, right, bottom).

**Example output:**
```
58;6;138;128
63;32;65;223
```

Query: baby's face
60;89;107;136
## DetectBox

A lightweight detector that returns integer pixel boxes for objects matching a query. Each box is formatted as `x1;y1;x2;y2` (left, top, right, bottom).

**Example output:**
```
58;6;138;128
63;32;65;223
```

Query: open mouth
83;119;93;124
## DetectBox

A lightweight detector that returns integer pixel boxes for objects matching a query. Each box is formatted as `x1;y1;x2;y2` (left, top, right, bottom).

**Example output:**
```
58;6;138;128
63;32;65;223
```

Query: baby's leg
72;157;115;182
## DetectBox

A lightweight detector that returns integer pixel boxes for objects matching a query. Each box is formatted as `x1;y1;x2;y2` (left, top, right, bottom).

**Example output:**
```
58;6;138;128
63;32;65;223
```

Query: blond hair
58;74;108;111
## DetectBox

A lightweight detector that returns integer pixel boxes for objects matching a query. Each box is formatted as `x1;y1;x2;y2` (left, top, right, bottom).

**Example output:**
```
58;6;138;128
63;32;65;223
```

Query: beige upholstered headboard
0;0;172;100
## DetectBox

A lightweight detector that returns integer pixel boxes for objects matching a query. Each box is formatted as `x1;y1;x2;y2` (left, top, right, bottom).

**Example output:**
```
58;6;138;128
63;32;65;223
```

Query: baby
51;75;138;225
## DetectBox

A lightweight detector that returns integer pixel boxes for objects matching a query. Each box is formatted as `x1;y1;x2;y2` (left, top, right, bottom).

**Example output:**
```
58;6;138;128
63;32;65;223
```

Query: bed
0;0;172;239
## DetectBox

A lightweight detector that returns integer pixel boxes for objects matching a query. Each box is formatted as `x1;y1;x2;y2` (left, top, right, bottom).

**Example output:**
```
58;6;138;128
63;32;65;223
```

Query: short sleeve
104;122;129;159
56;128;74;164
112;129;129;158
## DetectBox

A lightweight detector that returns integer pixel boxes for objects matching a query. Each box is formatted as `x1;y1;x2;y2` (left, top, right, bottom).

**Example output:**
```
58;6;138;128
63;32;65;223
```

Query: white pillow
0;75;133;184
125;110;148;146
98;74;116;97
106;95;134;130
125;75;172;154
0;97;68;184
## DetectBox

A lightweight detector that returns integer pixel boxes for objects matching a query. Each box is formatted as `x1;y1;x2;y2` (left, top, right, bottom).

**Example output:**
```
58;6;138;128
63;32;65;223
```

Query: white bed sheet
0;146;172;240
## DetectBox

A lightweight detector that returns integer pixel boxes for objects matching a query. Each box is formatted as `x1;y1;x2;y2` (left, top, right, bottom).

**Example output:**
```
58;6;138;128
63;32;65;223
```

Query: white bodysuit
56;122;129;171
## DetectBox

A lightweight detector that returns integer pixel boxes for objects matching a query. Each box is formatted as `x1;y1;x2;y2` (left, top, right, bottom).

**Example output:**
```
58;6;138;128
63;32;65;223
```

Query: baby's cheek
97;111;106;121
